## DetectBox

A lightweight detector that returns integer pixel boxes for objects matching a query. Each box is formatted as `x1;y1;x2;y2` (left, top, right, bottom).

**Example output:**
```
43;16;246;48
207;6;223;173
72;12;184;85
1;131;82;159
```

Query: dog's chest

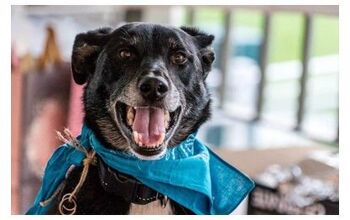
128;201;173;215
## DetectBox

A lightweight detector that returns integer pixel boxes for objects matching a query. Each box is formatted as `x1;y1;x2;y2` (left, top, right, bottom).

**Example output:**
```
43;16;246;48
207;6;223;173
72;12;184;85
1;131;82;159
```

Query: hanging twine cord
40;128;97;215
58;150;96;215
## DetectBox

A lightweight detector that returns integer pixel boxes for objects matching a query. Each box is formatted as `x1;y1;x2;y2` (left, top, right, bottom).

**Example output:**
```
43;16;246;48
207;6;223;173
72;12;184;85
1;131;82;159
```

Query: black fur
49;23;215;214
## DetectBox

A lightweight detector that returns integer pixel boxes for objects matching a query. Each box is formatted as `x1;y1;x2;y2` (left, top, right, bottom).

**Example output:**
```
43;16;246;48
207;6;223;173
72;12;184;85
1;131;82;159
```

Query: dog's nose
138;76;169;101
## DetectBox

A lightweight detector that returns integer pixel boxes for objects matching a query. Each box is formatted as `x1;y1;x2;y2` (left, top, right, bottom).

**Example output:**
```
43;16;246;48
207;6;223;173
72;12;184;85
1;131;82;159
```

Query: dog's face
71;23;215;160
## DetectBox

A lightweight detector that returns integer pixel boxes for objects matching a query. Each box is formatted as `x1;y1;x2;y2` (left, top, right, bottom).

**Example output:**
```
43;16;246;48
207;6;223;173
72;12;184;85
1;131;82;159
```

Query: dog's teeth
159;133;165;145
127;118;133;126
153;133;165;147
164;111;170;122
164;111;170;129
133;131;139;144
127;106;135;126
138;134;144;146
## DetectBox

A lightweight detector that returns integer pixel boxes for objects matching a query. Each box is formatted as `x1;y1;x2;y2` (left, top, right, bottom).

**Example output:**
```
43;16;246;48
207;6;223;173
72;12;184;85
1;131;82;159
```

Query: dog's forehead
114;23;191;47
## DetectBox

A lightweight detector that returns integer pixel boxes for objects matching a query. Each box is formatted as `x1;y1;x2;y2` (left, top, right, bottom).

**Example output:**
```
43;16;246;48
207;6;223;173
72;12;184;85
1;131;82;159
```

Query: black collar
97;156;167;206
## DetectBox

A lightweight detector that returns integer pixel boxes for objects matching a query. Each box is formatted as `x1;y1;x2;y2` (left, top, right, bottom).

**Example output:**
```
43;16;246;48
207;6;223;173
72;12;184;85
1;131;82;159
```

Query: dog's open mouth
115;102;181;158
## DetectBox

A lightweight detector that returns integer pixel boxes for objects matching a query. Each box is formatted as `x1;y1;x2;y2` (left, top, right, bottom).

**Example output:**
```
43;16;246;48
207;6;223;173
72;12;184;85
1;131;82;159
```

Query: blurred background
11;5;339;215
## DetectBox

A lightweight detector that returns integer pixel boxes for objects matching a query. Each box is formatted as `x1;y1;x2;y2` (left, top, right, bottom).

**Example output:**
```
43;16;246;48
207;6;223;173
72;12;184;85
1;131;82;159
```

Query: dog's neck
97;154;174;214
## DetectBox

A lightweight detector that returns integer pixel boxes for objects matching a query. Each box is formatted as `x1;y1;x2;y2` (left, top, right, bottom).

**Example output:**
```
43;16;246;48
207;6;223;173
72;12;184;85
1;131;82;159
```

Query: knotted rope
39;128;96;215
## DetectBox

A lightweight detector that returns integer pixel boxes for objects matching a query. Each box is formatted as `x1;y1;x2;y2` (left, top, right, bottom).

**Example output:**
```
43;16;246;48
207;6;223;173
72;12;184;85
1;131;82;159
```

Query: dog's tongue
132;107;165;147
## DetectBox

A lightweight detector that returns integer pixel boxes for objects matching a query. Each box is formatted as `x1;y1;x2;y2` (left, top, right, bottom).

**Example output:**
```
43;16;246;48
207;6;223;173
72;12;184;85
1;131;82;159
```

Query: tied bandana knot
27;124;255;215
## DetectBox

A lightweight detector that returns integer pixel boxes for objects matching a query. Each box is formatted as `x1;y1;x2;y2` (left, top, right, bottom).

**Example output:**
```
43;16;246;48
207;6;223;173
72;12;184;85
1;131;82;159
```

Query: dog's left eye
171;52;188;65
119;49;135;60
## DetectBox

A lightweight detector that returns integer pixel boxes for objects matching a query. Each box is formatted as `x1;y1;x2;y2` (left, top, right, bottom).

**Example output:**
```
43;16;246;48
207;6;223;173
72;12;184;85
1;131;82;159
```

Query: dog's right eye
119;49;135;60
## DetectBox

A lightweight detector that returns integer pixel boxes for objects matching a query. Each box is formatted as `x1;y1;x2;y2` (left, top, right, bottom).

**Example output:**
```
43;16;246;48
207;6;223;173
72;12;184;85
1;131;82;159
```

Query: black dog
48;23;215;214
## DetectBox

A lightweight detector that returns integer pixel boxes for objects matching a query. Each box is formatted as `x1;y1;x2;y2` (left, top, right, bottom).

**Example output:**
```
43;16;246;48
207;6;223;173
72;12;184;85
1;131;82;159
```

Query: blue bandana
26;124;254;215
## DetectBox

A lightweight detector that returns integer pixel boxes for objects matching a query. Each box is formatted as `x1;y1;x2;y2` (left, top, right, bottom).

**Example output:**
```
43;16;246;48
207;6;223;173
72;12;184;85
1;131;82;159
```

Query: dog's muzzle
114;70;182;159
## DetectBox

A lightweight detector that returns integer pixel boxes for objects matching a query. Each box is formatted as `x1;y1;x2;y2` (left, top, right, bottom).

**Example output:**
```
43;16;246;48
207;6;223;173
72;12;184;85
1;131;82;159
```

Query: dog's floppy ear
180;26;215;77
71;27;113;85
